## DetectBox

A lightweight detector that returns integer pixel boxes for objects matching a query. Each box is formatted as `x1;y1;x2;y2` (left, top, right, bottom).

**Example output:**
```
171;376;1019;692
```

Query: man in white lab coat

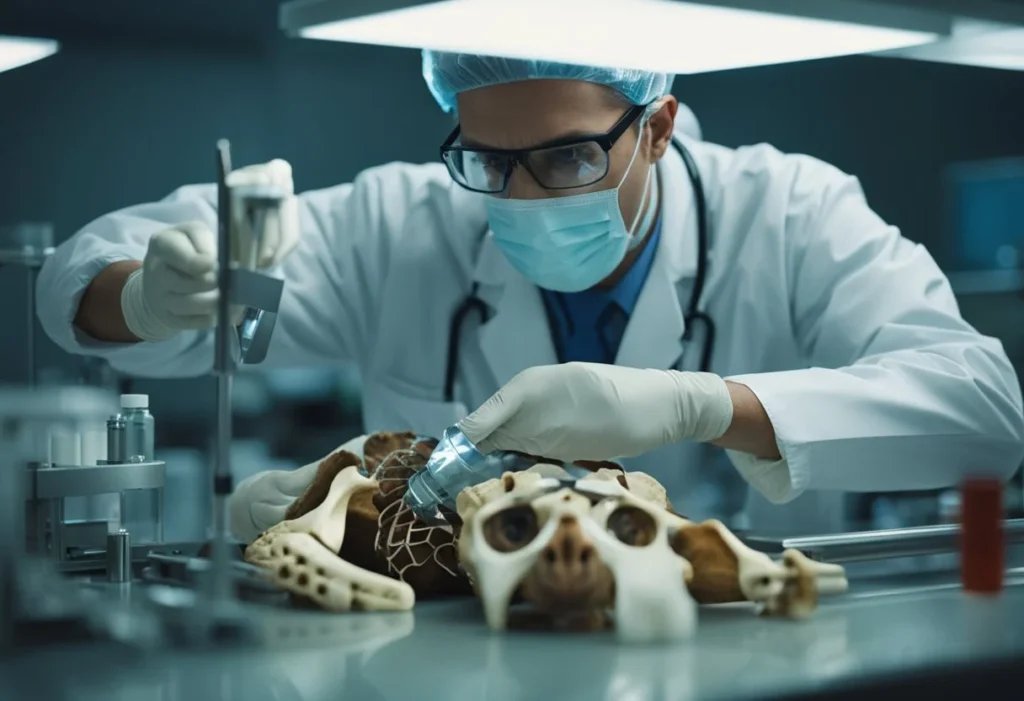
37;52;1024;541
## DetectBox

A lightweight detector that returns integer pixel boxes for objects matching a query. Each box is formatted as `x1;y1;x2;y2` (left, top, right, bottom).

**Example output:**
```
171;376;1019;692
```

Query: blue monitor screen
948;159;1024;271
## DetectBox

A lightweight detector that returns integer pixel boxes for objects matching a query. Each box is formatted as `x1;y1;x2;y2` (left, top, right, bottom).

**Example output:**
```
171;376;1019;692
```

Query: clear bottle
117;394;162;544
119;394;154;461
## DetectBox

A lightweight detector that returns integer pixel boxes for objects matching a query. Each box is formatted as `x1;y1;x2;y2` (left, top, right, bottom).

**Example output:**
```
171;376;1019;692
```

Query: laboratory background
2;0;1022;542
1;1;1024;699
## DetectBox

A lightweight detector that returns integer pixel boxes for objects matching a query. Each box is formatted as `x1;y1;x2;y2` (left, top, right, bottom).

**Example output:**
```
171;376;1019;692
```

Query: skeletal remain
457;466;848;641
246;432;470;604
668;517;847;618
457;466;698;642
243;430;847;636
246;464;415;612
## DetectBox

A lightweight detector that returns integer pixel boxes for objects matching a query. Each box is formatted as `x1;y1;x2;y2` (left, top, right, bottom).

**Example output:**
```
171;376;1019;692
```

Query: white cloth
460;364;733;462
38;131;1024;536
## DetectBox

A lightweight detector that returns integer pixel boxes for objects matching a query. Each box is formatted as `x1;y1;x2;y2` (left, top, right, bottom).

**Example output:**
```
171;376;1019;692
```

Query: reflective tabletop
3;568;1023;701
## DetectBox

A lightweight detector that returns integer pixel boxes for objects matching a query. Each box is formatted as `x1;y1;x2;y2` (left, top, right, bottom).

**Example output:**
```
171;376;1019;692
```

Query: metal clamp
26;461;166;500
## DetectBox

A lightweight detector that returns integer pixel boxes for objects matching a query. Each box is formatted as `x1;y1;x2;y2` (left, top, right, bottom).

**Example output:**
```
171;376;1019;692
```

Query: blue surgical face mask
485;115;657;293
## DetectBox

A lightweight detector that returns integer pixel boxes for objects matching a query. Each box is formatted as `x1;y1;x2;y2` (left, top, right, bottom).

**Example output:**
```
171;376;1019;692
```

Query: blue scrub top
541;218;662;365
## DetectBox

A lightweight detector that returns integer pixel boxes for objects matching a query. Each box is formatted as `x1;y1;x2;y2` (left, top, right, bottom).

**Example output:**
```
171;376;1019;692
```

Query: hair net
423;50;675;113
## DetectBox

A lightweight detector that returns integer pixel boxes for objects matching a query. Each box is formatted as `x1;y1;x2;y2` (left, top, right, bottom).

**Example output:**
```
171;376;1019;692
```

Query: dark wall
2;0;1024;388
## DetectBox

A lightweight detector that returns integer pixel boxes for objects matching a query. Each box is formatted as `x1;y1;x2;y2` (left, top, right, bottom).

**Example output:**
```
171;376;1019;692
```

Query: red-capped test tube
960;477;1004;595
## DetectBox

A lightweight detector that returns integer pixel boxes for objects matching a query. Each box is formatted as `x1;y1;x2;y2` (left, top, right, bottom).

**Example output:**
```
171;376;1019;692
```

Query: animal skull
457;465;848;642
457;465;698;642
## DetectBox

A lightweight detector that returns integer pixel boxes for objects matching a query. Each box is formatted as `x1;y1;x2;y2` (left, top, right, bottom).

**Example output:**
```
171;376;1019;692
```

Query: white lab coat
37;134;1024;537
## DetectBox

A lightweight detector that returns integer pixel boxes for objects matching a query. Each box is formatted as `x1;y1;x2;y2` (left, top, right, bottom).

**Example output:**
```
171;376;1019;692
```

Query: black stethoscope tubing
444;137;713;403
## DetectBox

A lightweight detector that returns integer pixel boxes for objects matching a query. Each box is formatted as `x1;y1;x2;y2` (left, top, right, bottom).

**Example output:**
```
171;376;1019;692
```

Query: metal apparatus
0;385;120;647
0;222;55;386
743;518;1024;563
210;140;287;606
405;426;541;525
21;391;167;572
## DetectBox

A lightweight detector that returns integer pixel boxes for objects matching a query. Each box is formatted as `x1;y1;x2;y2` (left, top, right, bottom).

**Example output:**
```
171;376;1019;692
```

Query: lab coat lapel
615;139;697;370
473;235;559;388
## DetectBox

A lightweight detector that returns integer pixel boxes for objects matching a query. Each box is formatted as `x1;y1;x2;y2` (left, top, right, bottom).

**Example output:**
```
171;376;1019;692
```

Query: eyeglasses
440;104;646;195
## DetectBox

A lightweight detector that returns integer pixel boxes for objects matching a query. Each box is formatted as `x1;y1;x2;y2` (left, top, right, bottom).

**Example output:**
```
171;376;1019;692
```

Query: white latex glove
228;435;369;543
225;158;300;269
120;159;299;343
458;362;734;462
121;221;221;342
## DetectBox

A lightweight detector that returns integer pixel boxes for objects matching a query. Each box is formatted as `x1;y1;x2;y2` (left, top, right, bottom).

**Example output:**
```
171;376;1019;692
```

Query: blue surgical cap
423;50;675;113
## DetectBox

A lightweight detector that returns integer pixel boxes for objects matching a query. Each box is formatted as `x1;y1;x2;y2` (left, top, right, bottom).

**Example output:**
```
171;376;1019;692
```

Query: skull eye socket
607;506;658;547
483;506;540;552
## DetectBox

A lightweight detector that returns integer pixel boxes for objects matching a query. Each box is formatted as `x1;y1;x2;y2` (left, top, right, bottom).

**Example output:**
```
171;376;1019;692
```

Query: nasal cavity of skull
540;517;596;573
484;505;539;552
606;506;657;547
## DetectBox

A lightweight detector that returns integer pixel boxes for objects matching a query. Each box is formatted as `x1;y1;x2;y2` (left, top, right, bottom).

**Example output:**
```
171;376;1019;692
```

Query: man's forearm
74;260;143;343
712;381;782;460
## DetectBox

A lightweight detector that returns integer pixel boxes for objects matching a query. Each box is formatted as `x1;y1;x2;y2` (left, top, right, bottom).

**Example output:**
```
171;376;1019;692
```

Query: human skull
456;465;699;643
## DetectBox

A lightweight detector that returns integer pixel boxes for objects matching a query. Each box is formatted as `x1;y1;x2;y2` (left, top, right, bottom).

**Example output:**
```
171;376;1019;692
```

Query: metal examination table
2;562;1022;701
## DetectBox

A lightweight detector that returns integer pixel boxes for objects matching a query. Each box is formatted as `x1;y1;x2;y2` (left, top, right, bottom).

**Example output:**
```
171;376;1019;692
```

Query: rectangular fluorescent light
285;0;943;74
880;19;1024;71
0;35;59;74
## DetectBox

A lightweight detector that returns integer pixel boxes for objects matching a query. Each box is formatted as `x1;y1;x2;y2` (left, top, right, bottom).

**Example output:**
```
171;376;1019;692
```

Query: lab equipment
743;518;1024;563
0;222;54;386
106;415;126;464
106;529;131;583
209;139;288;610
20;390;167;568
104;393;163;547
422;49;674;113
0;385;119;646
961;477;1004;594
119;394;154;461
443;134;715;406
404;426;534;525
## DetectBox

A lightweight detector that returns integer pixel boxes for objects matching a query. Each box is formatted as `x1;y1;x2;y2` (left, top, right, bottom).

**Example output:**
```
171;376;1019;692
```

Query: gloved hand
458;362;734;462
120;159;300;342
225;158;300;269
229;434;369;543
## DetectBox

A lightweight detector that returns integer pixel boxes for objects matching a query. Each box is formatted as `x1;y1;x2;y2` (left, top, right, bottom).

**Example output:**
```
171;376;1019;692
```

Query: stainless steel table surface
3;568;1023;701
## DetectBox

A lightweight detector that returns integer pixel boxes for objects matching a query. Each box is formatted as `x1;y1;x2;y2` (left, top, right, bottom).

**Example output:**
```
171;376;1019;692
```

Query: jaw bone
246;465;415;612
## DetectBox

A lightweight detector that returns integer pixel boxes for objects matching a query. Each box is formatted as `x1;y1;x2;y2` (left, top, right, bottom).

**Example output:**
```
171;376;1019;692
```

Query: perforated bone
246;465;415;612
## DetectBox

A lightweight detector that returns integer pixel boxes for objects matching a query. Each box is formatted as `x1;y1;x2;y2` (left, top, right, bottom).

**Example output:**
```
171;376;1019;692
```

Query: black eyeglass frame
439;104;647;194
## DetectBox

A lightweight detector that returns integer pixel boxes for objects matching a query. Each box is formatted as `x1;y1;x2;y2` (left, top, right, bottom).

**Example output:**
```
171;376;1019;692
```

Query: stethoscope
444;137;714;403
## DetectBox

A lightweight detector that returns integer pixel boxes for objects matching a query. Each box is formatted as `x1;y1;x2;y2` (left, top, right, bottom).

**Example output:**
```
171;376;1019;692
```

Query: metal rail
742;519;1024;563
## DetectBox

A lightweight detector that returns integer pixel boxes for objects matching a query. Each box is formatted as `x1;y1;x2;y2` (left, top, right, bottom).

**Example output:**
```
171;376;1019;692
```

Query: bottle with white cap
120;394;154;462
117;393;162;544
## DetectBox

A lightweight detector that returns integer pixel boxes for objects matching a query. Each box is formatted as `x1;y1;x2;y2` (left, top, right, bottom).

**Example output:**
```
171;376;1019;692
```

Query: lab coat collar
472;136;699;387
